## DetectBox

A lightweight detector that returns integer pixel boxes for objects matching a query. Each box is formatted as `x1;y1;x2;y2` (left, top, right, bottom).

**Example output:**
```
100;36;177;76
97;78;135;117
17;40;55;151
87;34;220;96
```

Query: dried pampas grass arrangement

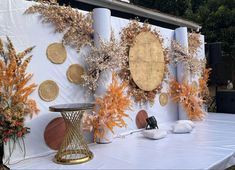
0;37;39;147
82;33;127;92
25;3;93;51
34;0;57;4
188;32;202;55
82;73;131;142
169;40;206;76
170;79;205;120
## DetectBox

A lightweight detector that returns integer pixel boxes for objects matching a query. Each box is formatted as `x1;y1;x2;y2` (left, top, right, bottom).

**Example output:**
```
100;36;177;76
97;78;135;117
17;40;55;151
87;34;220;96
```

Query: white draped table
9;113;235;169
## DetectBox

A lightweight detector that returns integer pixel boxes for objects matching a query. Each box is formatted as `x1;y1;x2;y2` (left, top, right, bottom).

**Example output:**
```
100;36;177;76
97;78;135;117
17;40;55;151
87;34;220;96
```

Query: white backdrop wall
0;0;204;162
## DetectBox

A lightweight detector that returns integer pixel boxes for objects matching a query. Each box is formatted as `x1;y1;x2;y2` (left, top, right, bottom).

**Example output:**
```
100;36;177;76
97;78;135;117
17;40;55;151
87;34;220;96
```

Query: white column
93;8;111;48
92;8;113;143
174;27;189;120
93;8;112;98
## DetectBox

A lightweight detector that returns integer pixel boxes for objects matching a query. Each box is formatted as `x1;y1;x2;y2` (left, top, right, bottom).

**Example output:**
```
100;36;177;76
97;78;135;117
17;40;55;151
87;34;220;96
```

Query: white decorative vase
96;128;113;144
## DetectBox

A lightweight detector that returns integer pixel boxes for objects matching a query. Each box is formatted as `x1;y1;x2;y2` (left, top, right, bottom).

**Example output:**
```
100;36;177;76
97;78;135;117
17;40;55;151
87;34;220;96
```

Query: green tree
130;0;235;56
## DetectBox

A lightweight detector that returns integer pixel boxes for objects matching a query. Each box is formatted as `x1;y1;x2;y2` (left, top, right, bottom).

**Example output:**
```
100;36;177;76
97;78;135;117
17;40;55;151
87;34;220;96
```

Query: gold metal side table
49;103;94;165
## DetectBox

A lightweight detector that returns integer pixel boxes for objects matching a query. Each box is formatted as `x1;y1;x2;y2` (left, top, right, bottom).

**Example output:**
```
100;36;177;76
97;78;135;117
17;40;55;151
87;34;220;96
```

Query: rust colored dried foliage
83;73;131;142
170;79;205;120
0;37;39;144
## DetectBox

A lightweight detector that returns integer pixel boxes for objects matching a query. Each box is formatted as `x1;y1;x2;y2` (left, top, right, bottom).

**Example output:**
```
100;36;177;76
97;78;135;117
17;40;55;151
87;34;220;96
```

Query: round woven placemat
46;43;67;64
66;64;84;84
159;93;168;106
38;80;59;102
129;31;165;91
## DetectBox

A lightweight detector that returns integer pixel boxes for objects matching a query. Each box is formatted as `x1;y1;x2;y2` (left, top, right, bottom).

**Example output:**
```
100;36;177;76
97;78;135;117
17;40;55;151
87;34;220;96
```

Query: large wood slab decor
136;110;148;129
44;117;66;150
38;80;59;102
47;43;67;64
129;32;165;91
66;64;84;84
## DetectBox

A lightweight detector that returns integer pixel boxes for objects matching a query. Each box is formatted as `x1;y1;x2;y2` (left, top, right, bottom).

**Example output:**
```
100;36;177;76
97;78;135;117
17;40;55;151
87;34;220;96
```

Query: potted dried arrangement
0;37;39;167
83;73;131;143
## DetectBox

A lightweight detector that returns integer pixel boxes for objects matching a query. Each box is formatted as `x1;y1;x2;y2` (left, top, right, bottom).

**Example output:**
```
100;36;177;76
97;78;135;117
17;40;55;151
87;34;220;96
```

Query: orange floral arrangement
83;73;131;141
0;37;39;146
169;79;205;120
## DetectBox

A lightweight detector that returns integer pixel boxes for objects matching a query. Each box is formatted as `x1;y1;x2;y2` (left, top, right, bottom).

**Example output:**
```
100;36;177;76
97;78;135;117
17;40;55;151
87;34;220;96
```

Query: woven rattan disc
47;43;67;64
38;80;59;102
159;93;168;106
129;32;165;91
66;64;84;84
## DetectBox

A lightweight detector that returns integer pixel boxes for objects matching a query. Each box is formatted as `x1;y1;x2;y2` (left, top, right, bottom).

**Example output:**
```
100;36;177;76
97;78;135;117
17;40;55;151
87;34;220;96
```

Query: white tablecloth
9;113;235;169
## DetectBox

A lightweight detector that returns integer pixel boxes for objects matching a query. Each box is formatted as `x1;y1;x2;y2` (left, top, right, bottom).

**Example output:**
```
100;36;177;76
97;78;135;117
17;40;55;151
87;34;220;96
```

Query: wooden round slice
47;43;67;64
159;93;168;106
129;31;165;91
136;110;148;129
66;64;84;84
38;80;59;102
44;117;66;150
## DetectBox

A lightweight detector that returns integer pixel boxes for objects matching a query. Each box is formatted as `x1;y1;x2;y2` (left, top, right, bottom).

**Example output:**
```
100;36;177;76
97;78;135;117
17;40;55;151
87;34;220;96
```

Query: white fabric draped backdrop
0;0;204;164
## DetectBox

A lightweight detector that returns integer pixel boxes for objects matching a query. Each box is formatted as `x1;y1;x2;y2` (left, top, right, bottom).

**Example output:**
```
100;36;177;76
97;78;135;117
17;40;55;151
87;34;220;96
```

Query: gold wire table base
49;104;94;165
54;149;93;164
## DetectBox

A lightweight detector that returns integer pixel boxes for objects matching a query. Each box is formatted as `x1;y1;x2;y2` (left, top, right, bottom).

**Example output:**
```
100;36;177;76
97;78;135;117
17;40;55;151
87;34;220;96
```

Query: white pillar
92;8;112;98
93;8;111;48
175;27;189;120
92;8;113;143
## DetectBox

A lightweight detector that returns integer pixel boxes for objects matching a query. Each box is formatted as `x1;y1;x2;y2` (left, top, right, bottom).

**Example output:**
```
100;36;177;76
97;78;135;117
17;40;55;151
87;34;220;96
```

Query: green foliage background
130;0;235;56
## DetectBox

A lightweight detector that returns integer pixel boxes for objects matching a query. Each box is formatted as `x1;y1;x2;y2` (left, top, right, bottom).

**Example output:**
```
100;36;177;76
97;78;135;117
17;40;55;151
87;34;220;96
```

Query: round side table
49;103;94;165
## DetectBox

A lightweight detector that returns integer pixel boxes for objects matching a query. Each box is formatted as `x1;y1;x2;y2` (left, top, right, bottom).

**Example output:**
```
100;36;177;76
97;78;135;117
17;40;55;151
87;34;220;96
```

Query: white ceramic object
172;122;193;134
142;129;167;140
176;120;195;128
96;128;113;144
